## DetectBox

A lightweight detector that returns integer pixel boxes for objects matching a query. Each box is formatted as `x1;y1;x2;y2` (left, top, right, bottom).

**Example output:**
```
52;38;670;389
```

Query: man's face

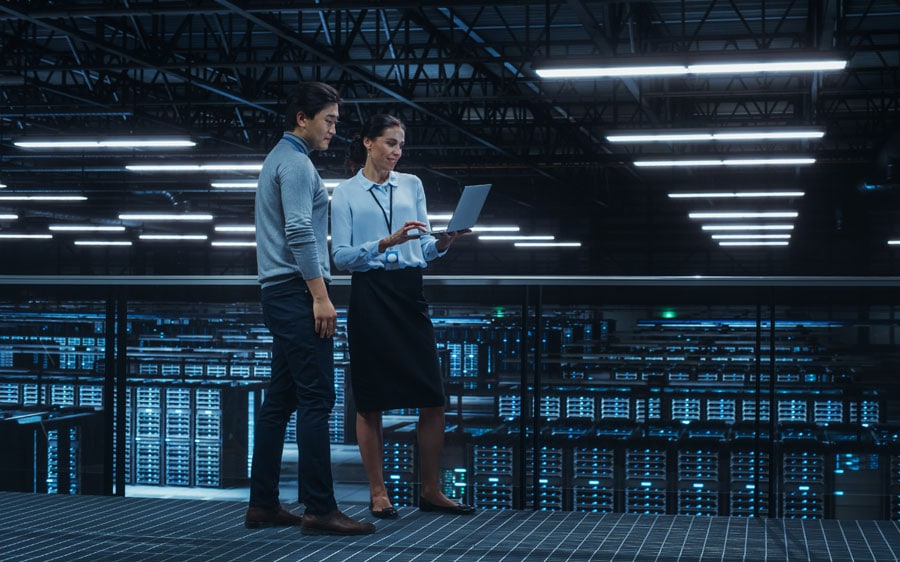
297;103;339;151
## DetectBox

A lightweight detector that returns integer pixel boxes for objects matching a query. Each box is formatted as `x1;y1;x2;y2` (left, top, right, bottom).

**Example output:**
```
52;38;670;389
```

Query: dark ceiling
1;1;899;277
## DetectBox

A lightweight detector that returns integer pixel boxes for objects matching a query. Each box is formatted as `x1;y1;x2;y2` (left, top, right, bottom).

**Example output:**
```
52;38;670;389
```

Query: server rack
572;422;635;513
677;423;727;516
780;424;826;519
728;422;771;518
383;421;418;508
826;424;885;520
0;406;104;495
468;424;517;510
625;423;680;515
872;425;900;520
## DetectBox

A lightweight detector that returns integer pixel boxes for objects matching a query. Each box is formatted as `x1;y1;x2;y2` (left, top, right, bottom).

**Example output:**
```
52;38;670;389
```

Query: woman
331;114;475;518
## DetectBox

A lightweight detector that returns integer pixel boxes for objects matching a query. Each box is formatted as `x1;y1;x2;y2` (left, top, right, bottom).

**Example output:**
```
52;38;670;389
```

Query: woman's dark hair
347;114;406;172
284;81;342;130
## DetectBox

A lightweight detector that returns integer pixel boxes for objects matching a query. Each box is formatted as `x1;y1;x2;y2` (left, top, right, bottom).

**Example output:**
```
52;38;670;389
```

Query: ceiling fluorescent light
428;214;453;221
15;138;195;149
139;234;208;241
479;235;555;241
689;211;798;219
711;234;792;240
888;240;900;246
470;226;520;233
126;163;262;172
515;242;582;248
49;225;126;232
536;65;688;79
537;58;845;79
0;183;6;188
0;214;19;220
322;180;346;188
608;130;824;143
0;195;87;201
74;240;133;246
718;241;790;247
214;225;255;232
635;158;816;167
211;241;257;247
119;213;213;221
669;191;805;199
701;224;795;231
688;60;846;74
211;180;258;189
0;233;52;239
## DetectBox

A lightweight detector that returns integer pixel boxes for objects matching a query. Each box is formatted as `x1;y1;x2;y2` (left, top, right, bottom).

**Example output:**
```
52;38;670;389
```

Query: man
245;81;375;536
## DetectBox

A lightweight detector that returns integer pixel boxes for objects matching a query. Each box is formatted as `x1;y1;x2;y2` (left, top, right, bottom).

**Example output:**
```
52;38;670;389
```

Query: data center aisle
1;491;899;562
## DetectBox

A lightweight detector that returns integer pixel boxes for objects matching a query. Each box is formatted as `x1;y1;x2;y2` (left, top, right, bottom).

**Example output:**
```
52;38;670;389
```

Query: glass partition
0;276;898;520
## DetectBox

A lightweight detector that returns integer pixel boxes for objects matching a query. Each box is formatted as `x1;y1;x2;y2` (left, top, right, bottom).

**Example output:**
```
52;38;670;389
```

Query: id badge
385;249;399;265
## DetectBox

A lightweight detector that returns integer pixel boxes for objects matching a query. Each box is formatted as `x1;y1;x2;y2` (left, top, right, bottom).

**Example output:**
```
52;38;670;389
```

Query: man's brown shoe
300;509;376;536
245;505;304;528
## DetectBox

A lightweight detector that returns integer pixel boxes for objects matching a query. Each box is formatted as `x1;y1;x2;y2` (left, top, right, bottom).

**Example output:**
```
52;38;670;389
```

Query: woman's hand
378;220;427;253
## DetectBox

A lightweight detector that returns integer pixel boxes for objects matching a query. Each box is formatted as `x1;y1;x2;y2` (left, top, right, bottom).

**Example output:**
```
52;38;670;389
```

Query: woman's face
364;125;405;171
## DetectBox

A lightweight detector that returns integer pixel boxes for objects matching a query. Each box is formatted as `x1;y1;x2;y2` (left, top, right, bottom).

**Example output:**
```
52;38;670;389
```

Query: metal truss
0;1;898;275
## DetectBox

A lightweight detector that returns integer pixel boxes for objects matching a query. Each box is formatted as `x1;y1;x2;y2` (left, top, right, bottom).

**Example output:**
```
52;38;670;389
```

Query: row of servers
2;305;869;391
494;387;882;425
0;378;255;488
380;421;900;521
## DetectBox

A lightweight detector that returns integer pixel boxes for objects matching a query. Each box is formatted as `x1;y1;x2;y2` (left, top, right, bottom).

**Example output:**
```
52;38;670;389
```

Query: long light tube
669;191;805;199
214;225;255;232
701;224;795;231
0;233;52;239
711;234;791;240
719;241;789;247
537;59;846;79
49;225;126;232
211;241;256;247
0;214;19;220
211;180;258;189
15;138;195;149
119;213;213;221
139;234;208;241
0;195;87;201
514;242;582;248
635;158;816;167
470;226;520;232
689;211;798;219
479;235;555;241
126;163;262;172
74;240;133;246
609;131;824;143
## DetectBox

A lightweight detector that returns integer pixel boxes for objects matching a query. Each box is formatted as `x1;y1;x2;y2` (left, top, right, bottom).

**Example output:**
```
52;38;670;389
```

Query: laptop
412;183;492;237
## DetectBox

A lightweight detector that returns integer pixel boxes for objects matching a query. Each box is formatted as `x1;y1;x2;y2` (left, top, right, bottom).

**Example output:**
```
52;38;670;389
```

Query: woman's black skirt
347;268;445;412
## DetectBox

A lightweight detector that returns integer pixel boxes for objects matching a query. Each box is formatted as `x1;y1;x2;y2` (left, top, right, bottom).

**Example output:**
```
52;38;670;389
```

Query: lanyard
368;184;393;234
283;135;308;155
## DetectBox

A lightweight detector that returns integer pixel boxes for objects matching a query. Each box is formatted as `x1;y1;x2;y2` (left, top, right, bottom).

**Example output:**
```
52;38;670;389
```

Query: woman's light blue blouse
331;170;445;273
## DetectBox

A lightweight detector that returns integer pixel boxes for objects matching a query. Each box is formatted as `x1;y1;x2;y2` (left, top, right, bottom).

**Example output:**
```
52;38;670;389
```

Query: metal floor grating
1;492;899;561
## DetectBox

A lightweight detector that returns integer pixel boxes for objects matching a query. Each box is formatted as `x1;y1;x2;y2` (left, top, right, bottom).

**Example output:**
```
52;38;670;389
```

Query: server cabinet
0;406;104;495
625;423;680;515
780;424;826;519
728;422;772;518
